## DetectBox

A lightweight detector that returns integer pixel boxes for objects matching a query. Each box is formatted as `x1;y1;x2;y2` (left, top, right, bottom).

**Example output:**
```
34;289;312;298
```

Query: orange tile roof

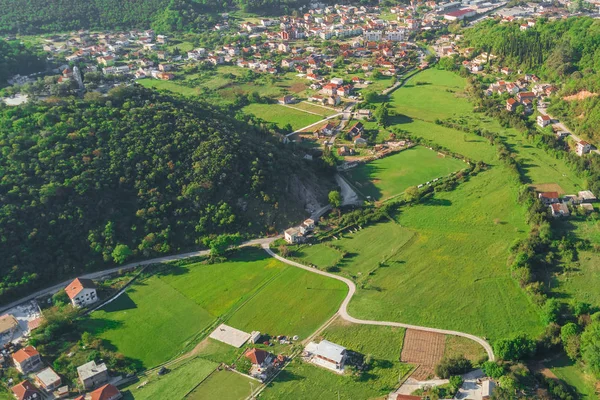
90;384;121;400
65;278;96;299
244;348;270;365
11;380;40;400
12;346;39;363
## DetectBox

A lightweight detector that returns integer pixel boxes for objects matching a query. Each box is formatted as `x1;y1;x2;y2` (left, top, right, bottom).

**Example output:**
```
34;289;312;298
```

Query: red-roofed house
537;114;552;127
65;278;98;308
576;140;591;156
11;380;41;400
12;346;42;374
87;384;122;400
538;192;559;204
506;98;518;112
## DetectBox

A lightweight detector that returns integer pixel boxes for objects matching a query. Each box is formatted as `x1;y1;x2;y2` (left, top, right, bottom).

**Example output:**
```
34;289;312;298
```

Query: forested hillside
463;17;600;141
0;40;45;83
0;86;331;303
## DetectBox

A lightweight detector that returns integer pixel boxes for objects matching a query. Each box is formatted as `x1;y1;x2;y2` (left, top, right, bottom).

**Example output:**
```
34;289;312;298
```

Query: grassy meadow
85;248;346;368
242;103;324;131
186;370;255;400
345;146;467;200
547;355;598;399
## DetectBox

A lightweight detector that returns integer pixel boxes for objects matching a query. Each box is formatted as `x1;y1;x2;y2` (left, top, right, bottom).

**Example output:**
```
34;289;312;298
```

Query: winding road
262;243;496;361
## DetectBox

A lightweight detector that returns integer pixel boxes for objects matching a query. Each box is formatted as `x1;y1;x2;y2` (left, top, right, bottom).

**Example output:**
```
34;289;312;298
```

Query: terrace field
345;146;468;200
85;248;346;368
261;318;413;400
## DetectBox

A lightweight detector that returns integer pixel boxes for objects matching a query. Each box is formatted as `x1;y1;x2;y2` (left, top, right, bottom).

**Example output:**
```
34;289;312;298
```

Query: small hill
0;85;333;303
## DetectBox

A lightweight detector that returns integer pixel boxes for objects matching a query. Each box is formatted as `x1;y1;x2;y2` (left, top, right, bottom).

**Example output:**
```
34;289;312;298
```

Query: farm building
65;278;98;308
578;190;597;203
304;340;347;373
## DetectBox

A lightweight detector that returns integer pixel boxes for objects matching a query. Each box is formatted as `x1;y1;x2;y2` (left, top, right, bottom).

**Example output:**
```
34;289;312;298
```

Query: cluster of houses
284;219;316;244
538;190;597;217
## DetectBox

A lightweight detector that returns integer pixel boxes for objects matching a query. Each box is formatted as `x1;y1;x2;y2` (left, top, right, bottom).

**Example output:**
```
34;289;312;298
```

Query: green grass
291;101;338;117
291;222;415;278
85;248;345;367
226;266;347;339
186;370;255;400
346;167;544;340
242;103;323;131
547;355;598;399
138;78;201;97
345;146;467;201
121;357;217;400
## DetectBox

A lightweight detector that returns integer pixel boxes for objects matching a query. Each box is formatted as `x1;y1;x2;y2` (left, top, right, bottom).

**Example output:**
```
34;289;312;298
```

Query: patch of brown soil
289;82;307;93
401;329;446;380
530;183;565;195
563;91;598;102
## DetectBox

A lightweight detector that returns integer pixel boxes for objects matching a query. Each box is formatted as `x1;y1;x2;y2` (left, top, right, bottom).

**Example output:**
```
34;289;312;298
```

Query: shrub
494;334;536;361
435;355;472;378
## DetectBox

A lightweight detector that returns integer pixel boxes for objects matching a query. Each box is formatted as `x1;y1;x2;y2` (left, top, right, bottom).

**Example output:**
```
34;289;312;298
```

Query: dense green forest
463;17;600;141
0;86;330;303
0;0;342;34
0;40;45;83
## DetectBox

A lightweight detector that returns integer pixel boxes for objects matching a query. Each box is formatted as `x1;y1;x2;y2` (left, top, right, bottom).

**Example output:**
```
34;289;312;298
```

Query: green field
289;221;415;278
345;167;544;340
85;248;346;368
345;146;467;200
262;319;412;400
242;103;323;131
547;355;598;399
122;357;217;400
186;370;255;400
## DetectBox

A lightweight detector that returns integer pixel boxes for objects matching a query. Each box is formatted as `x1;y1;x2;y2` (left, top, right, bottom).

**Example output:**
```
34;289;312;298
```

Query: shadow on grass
271;369;305;384
100;292;138;313
421;198;452;207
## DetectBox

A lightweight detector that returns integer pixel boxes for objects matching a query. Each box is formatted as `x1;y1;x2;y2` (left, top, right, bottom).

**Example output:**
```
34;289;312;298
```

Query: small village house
537;114;551;128
304;340;347;373
578;190;597;203
278;95;295;105
538;192;559;205
284;228;301;244
506;98;517;112
550;203;570;218
0;314;19;337
65;278;98;308
78;360;109;389
244;348;274;377
34;367;61;391
12;346;42;374
347;122;364;138
11;380;41;400
86;384;122;400
576;140;591;156
299;219;315;235
482;380;496;400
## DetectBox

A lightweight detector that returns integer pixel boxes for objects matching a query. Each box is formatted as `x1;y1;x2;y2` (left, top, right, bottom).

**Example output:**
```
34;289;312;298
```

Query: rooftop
77;360;107;380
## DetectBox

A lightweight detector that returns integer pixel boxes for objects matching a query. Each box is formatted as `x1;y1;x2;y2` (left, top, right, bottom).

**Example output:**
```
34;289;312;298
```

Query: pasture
344;166;545;340
85;248;345;368
186;370;255;400
262;319;412;400
547;355;598;399
242;103;324;131
345;146;467;200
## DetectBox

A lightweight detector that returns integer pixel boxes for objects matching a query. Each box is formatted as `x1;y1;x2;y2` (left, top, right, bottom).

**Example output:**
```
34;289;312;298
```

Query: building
78;361;109;390
482;379;496;399
12;346;42;374
347;122;364;137
299;219;315;235
65;278;98;308
0;314;19;336
304;340;347;373
11;380;41;400
444;8;476;21
576;140;591;156
537;114;551;128
278;95;295;105
244;348;273;370
550;203;570;217
86;384;122;400
284;228;301;244
578;190;597;203
34;367;62;391
538;192;559;205
506;98;518;112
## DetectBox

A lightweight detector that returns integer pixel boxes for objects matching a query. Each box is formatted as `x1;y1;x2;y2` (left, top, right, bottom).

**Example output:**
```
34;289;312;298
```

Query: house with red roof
65;278;98;308
12;346;42;374
538;192;559;205
11;380;41;400
86;384;122;400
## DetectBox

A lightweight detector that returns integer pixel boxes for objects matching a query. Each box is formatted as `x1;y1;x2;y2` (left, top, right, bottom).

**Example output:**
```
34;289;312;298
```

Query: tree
206;233;241;257
362;90;377;103
541;298;561;325
434;356;472;378
581;321;600;378
404;186;420;203
482;361;505;379
278;244;290;257
111;244;132;264
494;334;536;361
51;290;70;307
329;190;342;208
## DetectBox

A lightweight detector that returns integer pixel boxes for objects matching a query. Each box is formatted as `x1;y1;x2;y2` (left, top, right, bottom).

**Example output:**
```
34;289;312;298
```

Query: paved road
0;237;278;314
262;244;496;361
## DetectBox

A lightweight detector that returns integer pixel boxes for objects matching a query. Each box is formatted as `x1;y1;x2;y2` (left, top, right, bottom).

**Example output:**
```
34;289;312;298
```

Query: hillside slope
0;86;332;303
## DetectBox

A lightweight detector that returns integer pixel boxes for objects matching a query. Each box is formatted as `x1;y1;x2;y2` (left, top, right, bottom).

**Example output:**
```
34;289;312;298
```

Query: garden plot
400;329;446;380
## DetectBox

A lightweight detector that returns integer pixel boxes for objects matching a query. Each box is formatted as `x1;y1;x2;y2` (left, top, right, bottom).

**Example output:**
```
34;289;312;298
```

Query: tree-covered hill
0;40;45;83
0;86;332;303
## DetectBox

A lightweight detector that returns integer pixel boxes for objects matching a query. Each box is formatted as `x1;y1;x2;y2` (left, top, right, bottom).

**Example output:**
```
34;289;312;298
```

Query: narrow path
286;113;342;136
261;244;495;361
280;103;331;117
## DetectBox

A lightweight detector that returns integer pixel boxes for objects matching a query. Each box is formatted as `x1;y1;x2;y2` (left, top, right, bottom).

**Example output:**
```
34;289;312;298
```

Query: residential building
550;203;570;217
537;114;551;128
65;278;98;308
0;314;19;336
11;380;41;400
78;361;109;389
482;380;496;399
538;192;559;205
34;367;62;391
347;122;364;137
12;346;42;374
506;98;518;112
578;190;597;203
86;384;122;400
299;219;315;235
278;95;295;105
576;140;591;156
305;340;347;373
244;348;273;371
284;228;301;244
516;91;535;102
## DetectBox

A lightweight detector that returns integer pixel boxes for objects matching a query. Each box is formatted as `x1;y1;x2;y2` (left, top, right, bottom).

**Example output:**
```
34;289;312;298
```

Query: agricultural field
345;146;467;201
288;221;415;278
186;370;255;400
242;103;324;131
121;357;217;400
84;248;346;368
261;319;413;400
344;166;545;340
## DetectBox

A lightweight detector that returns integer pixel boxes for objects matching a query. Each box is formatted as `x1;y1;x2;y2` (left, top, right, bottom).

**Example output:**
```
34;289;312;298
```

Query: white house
65;278;98;307
576;140;591;156
284;228;301;244
305;340;347;373
537;114;551;128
